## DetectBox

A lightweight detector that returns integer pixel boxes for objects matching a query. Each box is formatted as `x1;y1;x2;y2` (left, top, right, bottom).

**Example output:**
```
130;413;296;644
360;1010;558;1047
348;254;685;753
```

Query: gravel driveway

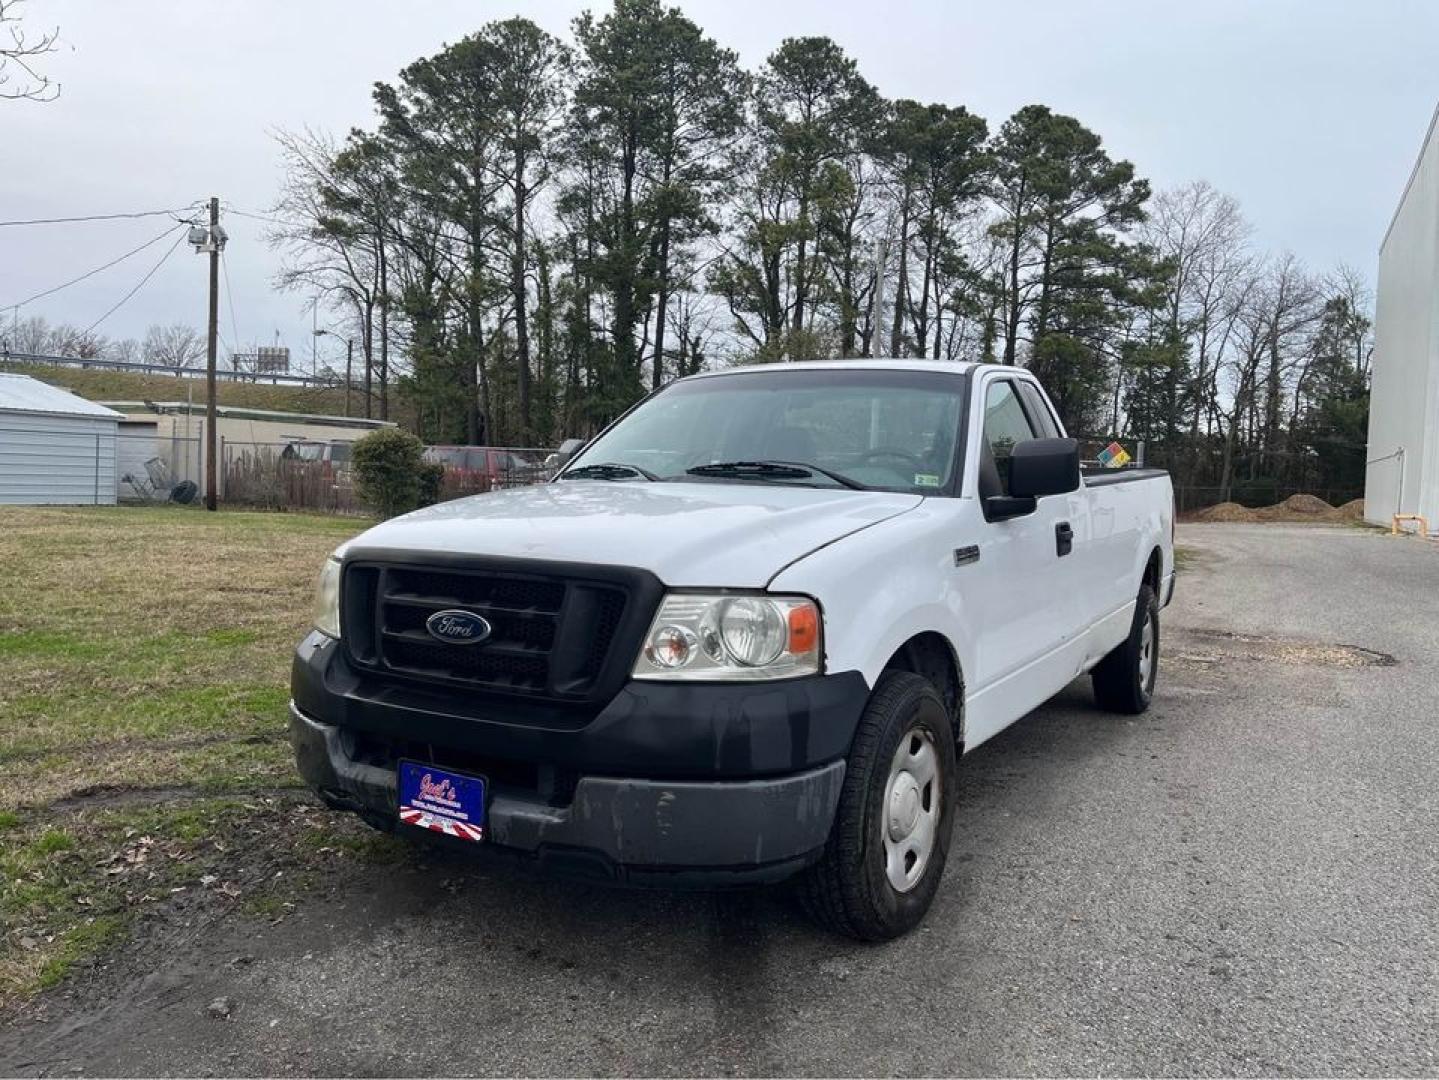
3;523;1436;1077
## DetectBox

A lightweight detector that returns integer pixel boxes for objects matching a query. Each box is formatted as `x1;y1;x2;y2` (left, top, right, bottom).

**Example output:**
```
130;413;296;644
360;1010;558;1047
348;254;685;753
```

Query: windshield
564;367;967;493
287;442;325;462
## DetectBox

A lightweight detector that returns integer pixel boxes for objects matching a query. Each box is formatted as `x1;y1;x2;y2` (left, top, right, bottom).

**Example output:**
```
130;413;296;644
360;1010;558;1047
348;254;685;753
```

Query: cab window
982;381;1038;495
1017;382;1061;438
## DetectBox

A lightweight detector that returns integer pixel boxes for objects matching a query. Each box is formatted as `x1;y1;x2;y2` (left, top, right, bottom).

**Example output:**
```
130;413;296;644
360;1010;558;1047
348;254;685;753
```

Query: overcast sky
2;0;1436;370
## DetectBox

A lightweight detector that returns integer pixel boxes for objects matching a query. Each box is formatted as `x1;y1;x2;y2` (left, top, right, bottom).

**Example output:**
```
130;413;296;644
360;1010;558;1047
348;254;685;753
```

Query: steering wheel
859;447;924;468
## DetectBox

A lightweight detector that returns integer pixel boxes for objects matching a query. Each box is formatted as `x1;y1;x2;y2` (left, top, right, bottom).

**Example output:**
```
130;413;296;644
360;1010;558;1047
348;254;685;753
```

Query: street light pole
314;328;355;417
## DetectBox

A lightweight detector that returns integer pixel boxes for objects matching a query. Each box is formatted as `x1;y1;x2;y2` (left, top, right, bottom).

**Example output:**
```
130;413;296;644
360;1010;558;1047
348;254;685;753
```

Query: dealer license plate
397;760;487;842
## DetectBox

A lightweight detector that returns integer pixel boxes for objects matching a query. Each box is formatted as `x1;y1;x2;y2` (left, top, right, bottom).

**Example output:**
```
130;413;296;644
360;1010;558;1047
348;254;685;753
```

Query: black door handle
1055;521;1073;557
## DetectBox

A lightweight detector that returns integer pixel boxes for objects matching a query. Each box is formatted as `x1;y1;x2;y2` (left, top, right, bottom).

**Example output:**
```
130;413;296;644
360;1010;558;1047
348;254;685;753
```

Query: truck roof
681;358;981;381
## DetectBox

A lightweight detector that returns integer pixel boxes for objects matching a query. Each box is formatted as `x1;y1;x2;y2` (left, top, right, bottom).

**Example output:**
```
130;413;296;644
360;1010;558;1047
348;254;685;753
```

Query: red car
423;446;546;494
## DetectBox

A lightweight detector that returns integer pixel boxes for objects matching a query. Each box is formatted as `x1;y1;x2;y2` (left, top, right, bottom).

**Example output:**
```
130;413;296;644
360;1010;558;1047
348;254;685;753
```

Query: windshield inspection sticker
914;473;941;488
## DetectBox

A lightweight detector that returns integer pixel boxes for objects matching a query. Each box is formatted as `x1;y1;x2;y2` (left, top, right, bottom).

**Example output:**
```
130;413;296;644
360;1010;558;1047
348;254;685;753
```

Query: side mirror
984;494;1037;521
556;437;586;466
1009;437;1080;499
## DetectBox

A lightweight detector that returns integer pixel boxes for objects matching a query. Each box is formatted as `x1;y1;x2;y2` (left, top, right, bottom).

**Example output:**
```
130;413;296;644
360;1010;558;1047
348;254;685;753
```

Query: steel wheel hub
1139;614;1155;686
881;727;941;893
888;773;922;839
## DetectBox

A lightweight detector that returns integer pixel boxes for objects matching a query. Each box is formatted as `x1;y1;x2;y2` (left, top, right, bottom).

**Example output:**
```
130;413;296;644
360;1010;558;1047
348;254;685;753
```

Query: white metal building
1366;103;1439;527
0;373;123;505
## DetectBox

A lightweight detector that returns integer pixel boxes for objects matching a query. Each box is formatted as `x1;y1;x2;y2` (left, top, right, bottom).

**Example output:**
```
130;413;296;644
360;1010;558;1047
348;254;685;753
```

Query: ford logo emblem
425;609;492;645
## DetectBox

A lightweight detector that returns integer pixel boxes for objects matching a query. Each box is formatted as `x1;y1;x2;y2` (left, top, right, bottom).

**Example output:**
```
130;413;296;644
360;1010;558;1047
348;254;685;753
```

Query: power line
2;223;187;312
0;205;200;228
83;231;189;335
222;205;288;228
220;249;243;353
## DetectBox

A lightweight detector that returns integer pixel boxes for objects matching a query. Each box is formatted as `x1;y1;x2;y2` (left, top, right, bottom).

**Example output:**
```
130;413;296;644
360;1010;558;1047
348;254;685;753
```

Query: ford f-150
290;360;1175;939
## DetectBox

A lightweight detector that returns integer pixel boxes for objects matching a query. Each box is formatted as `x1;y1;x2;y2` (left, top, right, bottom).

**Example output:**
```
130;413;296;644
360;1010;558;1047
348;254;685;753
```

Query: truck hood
344;481;924;588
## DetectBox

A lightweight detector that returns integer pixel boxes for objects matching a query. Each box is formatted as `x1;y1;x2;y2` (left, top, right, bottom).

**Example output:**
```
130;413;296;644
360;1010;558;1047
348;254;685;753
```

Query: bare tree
0;0;60;102
1325;263;1375;378
107;337;140;364
7;314;53;354
143;323;205;370
1143;181;1253;440
269;127;389;417
1;316;110;358
1213;255;1322;498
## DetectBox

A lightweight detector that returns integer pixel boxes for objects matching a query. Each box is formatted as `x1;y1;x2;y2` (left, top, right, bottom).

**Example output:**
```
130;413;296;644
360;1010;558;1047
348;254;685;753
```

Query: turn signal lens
788;604;819;654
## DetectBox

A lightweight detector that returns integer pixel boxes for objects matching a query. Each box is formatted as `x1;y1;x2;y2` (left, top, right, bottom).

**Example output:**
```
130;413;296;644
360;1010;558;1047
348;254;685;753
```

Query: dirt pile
1254;493;1337;521
1190;494;1366;525
1193;501;1258;523
1336;498;1366;521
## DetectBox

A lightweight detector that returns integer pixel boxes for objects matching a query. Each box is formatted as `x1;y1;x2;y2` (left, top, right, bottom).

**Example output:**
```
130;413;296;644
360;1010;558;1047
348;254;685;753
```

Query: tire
1092;582;1159;715
799;671;958;941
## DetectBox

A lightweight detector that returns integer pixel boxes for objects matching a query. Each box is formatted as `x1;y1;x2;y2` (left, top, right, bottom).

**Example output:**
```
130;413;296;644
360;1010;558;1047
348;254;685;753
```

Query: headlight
633;594;821;681
313;556;342;639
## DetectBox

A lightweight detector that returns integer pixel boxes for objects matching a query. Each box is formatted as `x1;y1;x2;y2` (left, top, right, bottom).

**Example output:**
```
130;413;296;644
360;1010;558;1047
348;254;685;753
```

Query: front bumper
289;632;866;884
291;702;846;884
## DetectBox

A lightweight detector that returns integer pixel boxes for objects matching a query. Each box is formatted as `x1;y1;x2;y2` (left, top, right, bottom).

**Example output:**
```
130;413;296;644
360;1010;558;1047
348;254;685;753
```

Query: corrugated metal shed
0;373;123;505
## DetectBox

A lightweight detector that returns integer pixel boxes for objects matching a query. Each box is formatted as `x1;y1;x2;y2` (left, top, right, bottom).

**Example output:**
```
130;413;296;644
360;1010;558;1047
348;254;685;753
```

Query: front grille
342;559;653;703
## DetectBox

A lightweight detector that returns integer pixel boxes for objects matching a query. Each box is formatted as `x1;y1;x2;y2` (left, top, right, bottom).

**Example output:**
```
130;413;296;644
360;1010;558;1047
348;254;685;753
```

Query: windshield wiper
561;462;659;481
685;460;866;490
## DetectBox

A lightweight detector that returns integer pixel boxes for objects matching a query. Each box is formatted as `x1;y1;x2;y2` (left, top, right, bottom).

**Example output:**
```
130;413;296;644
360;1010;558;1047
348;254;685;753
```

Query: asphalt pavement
3;523;1437;1076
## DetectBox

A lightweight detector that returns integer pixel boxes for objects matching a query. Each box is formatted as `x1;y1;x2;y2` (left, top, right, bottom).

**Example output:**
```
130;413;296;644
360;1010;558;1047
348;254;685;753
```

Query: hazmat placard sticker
1096;441;1131;469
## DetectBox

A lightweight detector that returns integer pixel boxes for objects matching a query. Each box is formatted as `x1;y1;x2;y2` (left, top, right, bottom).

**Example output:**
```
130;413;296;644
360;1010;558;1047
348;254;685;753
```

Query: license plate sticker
397;761;487;842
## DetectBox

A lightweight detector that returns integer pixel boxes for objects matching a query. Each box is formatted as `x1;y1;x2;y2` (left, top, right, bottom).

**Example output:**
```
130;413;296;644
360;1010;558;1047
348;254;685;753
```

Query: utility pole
204;197;220;511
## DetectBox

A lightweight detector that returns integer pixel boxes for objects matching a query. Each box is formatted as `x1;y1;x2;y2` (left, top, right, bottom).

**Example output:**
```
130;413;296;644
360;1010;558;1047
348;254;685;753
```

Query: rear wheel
799;671;957;941
1092;582;1159;714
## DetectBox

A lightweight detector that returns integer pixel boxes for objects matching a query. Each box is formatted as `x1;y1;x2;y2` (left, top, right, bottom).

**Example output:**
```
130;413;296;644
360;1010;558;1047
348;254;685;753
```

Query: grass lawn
0;362;355;417
0;506;402;1003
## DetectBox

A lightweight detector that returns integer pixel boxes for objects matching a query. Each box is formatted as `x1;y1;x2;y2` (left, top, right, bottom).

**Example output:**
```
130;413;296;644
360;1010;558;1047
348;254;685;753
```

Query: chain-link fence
0;424;204;507
1071;434;1363;513
215;441;557;513
12;425;1364;517
219;441;358;513
2;428;556;514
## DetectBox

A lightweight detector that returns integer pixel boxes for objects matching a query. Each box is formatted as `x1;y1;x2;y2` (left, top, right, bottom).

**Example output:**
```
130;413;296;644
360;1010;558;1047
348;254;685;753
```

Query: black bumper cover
290;633;867;884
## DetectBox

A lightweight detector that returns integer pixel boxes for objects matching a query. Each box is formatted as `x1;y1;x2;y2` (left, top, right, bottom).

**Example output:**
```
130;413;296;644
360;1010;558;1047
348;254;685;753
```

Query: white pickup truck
291;360;1175;939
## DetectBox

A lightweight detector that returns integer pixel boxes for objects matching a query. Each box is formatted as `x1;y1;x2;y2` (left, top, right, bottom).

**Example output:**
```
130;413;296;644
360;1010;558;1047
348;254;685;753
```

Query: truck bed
1080;466;1169;488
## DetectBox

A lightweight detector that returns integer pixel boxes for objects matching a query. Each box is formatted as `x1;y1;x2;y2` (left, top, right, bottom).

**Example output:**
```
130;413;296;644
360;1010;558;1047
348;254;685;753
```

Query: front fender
769;500;976;705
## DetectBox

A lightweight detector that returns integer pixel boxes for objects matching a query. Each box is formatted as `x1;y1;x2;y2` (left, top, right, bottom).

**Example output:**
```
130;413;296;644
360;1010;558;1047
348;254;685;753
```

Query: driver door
962;376;1085;746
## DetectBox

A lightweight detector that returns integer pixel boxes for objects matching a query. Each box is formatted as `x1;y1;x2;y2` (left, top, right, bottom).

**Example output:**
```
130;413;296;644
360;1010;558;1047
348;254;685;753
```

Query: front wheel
799;671;958;941
1092;582;1159;714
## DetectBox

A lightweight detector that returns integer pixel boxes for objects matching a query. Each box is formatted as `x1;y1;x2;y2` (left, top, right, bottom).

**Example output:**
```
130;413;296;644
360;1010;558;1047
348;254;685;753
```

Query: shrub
351;429;429;518
417;460;445;508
